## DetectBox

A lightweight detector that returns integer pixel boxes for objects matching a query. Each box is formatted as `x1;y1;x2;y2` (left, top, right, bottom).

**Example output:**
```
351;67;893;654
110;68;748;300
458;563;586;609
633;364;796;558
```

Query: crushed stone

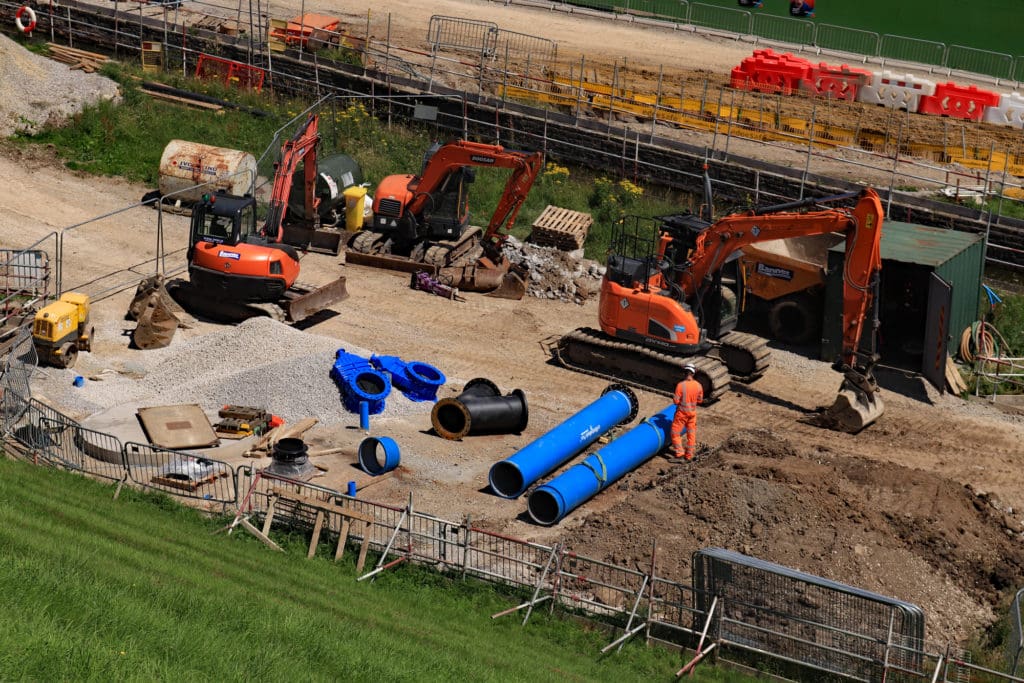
0;33;122;137
30;317;432;425
502;236;605;305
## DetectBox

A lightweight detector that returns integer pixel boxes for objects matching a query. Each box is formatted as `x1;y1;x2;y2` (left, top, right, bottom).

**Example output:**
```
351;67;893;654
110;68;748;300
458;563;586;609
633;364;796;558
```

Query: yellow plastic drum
343;186;368;232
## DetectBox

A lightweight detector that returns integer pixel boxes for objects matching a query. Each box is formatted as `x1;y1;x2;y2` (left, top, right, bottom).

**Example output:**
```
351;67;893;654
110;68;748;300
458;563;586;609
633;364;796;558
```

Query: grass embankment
0;458;762;681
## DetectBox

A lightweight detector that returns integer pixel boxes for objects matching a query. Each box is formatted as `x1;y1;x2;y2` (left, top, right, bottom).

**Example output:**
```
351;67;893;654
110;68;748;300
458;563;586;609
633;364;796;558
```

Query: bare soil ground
4;1;1024;646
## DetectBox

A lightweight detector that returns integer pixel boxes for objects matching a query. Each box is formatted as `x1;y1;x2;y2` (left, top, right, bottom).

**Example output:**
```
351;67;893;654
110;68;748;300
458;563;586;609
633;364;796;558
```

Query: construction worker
671;363;703;460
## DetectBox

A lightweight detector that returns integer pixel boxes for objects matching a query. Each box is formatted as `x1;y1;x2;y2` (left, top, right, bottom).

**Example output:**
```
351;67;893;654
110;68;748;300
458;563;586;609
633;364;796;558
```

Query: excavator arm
676;188;885;431
406;140;543;252
262;113;321;242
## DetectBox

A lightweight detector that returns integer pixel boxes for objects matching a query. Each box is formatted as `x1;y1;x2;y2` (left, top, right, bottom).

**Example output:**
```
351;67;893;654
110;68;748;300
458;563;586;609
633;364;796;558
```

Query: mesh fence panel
555;551;647;622
694;549;924;681
751;14;814;47
465;526;554;588
815;24;879;57
1010;589;1024;676
687;3;750;35
946;45;1014;80
426;15;497;55
123;441;236;504
879;35;946;68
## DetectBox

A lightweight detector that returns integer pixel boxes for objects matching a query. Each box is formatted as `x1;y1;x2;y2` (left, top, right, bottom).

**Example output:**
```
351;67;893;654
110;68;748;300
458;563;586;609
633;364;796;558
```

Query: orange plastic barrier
800;63;872;101
196;55;265;92
916;82;1001;121
730;49;812;96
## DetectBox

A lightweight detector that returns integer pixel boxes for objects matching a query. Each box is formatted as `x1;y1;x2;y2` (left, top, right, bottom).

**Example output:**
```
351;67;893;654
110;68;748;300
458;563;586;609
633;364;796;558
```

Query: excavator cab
190;192;260;250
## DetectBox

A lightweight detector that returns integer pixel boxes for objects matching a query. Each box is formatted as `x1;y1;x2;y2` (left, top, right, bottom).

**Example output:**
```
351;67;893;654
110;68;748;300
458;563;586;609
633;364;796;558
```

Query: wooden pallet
47;43;111;73
530;205;593;251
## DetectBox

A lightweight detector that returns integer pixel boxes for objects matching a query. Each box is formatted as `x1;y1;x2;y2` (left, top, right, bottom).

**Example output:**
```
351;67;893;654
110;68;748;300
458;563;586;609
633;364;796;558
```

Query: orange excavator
347;140;543;292
556;187;885;432
180;114;349;322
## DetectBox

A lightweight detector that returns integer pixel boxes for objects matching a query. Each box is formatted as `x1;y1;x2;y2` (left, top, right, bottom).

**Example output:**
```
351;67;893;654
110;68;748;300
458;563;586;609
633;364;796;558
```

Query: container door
922;273;952;392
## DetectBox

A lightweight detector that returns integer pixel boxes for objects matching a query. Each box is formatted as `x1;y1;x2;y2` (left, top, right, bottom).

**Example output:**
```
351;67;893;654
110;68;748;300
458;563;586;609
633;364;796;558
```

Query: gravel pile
503;237;605;304
0;34;122;137
30;318;432;425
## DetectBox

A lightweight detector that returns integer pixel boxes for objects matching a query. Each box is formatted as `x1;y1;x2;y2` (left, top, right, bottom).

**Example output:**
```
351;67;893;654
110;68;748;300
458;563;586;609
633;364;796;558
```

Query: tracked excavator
174;114;349;323
555;187;886;432
347;139;543;296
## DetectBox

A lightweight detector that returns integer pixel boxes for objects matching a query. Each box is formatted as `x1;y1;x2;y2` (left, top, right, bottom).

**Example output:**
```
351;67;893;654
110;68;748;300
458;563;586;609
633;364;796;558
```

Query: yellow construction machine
32;292;93;368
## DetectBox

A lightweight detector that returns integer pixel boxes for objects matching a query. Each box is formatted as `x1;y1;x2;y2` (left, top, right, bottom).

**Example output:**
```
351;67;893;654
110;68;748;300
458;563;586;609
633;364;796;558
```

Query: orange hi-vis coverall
671;377;704;459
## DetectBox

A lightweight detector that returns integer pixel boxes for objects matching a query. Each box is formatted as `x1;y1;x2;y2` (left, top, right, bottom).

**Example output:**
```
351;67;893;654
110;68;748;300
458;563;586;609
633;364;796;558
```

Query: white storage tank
158;140;257;203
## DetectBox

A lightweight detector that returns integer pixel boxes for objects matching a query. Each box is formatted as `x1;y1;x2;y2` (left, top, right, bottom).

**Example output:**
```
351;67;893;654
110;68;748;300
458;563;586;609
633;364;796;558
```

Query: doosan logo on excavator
469;155;496;164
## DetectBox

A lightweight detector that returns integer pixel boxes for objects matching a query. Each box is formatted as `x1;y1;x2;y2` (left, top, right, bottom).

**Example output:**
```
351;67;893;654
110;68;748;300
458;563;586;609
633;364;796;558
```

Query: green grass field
0;458;765;681
692;0;1019;54
667;0;1021;57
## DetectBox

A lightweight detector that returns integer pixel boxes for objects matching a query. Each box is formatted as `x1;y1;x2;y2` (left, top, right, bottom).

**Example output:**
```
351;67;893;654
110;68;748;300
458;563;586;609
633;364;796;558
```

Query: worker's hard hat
683;363;696;374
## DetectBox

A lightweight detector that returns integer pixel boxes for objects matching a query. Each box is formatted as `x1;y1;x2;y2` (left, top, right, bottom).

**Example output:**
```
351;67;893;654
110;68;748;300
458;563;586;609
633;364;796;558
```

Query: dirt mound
562;428;1024;642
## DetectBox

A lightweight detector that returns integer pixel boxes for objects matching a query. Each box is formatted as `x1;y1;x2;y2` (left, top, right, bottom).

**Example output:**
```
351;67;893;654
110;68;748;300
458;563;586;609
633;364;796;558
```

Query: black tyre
768;295;819;345
60;344;79;369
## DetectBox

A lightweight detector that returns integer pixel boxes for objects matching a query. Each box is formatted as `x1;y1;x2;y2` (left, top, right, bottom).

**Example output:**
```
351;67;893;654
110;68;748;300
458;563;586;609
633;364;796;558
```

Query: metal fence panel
1015;57;1024;84
621;0;687;22
815;24;879;58
123;441;237;504
465;526;554;587
879;34;946;69
32;402;127;482
0;248;51;320
494;29;557;70
693;548;924;680
556;551;647;621
751;14;813;47
1010;588;1024;676
426;15;496;54
946;45;1013;80
687;3;750;35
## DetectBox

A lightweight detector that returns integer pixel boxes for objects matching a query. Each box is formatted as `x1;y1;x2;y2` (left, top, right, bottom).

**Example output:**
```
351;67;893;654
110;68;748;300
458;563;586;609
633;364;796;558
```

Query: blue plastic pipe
358;436;401;475
359;401;370;431
488;385;638;499
527;403;675;526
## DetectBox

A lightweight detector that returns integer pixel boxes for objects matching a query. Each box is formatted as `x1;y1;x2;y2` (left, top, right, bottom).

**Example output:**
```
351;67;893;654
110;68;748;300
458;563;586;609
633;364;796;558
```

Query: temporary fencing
3;340;1024;681
1010;588;1024;677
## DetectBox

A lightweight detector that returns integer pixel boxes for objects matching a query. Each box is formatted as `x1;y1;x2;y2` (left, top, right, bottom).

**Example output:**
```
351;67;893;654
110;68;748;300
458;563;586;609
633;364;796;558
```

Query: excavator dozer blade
284;276;349;323
816;381;885;433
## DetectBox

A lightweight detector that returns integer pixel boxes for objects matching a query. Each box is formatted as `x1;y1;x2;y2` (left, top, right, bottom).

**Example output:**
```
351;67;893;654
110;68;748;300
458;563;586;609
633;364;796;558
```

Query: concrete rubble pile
502;236;605;305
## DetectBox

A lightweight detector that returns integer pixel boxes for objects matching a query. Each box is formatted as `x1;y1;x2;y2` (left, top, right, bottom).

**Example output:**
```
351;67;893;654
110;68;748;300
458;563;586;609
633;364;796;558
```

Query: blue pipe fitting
488;384;639;499
358;436;401;475
331;349;391;415
371;354;447;402
359;401;370;431
527;403;675;526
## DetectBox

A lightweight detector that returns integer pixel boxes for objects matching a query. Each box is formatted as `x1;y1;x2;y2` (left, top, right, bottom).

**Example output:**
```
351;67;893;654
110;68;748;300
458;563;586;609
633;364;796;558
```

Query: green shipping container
821;221;985;386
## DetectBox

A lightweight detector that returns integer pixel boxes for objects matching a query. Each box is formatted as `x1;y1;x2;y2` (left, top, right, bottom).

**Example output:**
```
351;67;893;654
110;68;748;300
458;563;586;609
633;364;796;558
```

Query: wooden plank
239;517;284;552
308;510;325;558
355;522;371;572
261;497;278;536
143;90;223;111
268;487;374;523
335;518;352;562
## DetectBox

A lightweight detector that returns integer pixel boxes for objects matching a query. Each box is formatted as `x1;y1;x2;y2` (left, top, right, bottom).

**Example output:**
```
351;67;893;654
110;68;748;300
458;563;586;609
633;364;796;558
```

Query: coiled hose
959;321;1003;364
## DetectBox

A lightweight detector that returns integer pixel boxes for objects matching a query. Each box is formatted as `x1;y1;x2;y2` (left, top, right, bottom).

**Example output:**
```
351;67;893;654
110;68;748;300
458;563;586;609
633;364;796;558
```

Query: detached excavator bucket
816;380;885;433
486;268;527;300
132;291;179;350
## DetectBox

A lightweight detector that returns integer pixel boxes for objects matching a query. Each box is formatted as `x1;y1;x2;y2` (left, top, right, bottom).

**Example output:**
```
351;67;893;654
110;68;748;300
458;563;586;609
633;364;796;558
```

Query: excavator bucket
132;290;179;350
283;276;349;323
816;379;885;433
486;269;527;300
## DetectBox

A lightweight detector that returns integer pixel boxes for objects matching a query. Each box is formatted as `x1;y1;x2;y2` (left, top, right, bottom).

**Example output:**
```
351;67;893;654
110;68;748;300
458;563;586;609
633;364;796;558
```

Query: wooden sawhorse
262;488;374;572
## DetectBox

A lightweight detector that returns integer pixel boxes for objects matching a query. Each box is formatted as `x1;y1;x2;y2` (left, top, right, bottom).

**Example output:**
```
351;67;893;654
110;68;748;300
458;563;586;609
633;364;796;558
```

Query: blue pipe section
527;403;675;526
331;349;391;415
487;384;638;499
359;400;370;431
358;436;401;475
371;354;447;402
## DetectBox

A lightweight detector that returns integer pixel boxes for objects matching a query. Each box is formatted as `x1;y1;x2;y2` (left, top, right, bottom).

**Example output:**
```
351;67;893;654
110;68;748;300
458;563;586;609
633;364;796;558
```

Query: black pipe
431;380;528;440
753;190;861;215
140;81;270;117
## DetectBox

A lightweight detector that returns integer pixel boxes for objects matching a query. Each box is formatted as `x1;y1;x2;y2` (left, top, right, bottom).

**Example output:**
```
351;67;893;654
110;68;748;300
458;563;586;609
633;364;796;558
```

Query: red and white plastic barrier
800;63;872;101
982;92;1024;129
856;70;936;111
730;49;812;96
916;82;1002;121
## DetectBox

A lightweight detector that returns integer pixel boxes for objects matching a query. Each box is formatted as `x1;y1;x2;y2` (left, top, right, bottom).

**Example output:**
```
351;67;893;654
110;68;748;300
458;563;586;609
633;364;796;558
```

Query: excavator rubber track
347;228;482;268
715;331;772;382
554;327;733;402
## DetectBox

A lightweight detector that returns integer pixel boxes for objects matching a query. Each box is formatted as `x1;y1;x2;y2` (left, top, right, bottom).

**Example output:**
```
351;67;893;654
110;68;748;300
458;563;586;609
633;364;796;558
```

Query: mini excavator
556;187;886;432
177;113;349;323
